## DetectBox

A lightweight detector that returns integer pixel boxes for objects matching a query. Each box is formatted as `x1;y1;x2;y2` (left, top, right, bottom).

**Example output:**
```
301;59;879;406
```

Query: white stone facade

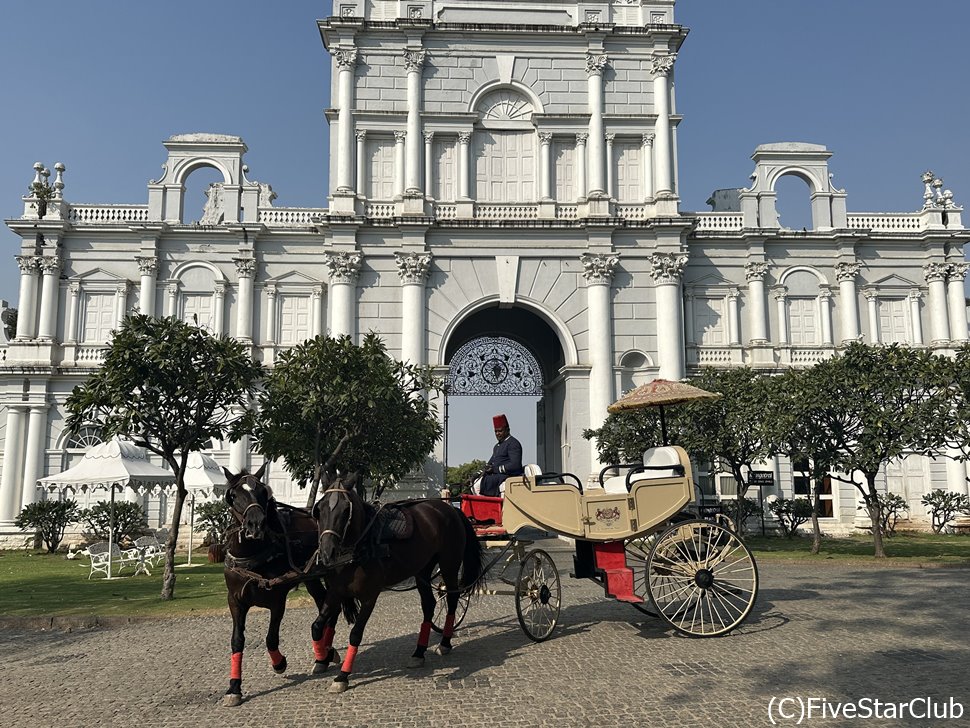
2;1;968;539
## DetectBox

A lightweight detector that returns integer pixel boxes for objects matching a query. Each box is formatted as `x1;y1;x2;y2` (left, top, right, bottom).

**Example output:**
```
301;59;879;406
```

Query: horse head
313;473;360;568
224;463;273;541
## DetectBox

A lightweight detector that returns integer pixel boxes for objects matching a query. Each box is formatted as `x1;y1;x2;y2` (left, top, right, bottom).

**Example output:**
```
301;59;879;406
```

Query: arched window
473;88;536;203
66;425;103;449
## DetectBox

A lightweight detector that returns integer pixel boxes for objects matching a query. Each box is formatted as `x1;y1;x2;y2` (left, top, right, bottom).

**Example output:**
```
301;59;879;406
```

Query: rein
318;487;385;567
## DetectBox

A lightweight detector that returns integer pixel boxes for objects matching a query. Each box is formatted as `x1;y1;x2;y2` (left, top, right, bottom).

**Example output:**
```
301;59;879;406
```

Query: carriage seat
600;446;685;494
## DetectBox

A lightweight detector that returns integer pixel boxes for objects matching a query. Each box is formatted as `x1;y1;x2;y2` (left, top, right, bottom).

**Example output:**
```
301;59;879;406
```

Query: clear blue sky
2;1;969;467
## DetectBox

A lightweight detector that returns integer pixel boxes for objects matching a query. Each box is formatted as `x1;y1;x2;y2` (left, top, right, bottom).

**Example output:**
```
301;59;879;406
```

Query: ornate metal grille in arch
447;337;543;396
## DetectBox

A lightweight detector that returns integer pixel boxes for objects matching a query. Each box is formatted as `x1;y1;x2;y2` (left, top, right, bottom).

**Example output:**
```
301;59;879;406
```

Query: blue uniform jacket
481;435;524;497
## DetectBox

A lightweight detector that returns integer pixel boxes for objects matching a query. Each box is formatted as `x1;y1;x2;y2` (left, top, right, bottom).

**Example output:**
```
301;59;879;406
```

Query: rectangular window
432;138;457;201
792;459;811;496
81;293;115;343
181;294;213;330
365;137;395;200
718;475;738;498
474;130;535;202
613;141;642;202
788;298;818;345
878;298;910;344
553;141;575;202
278;295;311;347
694;297;726;345
792;460;835;518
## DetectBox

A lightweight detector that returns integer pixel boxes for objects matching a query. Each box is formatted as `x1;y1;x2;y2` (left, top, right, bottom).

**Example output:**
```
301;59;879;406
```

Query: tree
447;460;487;494
15;499;79;553
922;344;970;491
66;315;262;599
79;501;148;542
253;334;442;506
792;343;949;557
195;499;234;545
920;489;970;533
767;497;813;539
584;406;674;464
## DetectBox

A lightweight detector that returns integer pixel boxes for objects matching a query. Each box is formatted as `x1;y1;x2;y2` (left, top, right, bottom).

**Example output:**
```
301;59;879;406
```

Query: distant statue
0;304;17;343
257;182;277;207
200;183;225;224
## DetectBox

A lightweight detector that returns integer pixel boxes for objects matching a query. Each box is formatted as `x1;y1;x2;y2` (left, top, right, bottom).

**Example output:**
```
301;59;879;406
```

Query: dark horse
313;476;484;693
221;465;355;707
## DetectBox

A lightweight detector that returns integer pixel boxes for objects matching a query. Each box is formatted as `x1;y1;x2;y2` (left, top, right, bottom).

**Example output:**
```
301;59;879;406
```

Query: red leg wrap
312;639;328;661
443;614;456;640
418;621;432;648
268;649;284;667
230;652;243;680
341;645;358;674
322;625;335;649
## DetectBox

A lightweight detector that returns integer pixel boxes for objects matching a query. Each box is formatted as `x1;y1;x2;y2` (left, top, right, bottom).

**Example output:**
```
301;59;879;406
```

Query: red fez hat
492;414;509;429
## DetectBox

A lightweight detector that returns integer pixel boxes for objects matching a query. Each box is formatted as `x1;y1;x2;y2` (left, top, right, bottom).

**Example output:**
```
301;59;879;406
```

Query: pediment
264;270;323;286
872;273;916;288
70;268;125;282
684;271;733;288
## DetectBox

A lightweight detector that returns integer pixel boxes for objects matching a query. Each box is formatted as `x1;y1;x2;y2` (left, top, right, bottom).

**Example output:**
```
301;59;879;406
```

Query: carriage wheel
515;549;561;642
430;571;470;634
624;534;659;617
646;519;758;637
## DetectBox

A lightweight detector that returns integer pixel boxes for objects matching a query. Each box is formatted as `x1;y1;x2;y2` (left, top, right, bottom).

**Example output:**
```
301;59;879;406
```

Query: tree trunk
161;453;191;600
810;476;822;554
866;473;886;558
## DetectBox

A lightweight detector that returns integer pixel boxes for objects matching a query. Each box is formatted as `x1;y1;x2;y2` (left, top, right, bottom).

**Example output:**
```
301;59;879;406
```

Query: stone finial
585;53;609;76
835;261;861;282
651;54;677;77
923;262;949;283
53;163;66;199
395;251;432;284
325;251;363;284
234;257;256;279
403;49;427;72
580;252;619;284
744;262;768;282
649;252;688;284
334;48;359;70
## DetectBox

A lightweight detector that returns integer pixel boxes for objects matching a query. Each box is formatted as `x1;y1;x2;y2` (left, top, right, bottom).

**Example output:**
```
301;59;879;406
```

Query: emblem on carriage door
595;506;621;525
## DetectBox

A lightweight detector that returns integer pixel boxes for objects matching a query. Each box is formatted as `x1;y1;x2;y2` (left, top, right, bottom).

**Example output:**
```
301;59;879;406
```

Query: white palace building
1;0;968;539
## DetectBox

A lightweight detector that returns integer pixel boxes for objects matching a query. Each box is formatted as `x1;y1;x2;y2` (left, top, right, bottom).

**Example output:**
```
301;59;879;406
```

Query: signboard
748;470;775;487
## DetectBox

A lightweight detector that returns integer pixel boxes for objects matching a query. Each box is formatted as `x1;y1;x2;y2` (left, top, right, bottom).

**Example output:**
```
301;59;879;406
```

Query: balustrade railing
435;204;457;220
476;203;539;220
258;208;324;225
365;202;396;219
846;214;924;232
68;205;150;224
694;213;744;231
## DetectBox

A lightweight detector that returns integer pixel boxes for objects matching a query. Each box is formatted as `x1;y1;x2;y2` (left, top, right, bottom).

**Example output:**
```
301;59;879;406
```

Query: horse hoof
312;660;331;675
437;644;452;656
329;680;349;694
273;656;288;675
408;656;425;668
223;693;243;708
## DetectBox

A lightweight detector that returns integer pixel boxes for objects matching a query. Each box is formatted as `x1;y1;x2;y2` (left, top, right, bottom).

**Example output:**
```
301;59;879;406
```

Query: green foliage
920;489;970;533
194;499;233;544
767;497;814;539
857;493;908;537
79;501;149;542
14;499;80;553
584;407;671;464
728;497;763;535
65;315;263;598
447;459;487;494
253;333;442;504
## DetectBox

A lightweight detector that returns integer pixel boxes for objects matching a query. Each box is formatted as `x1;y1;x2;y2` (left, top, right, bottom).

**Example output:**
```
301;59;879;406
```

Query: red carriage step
592;541;643;604
461;494;504;528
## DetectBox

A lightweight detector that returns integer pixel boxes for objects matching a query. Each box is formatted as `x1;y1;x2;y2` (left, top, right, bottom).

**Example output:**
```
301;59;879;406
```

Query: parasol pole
659;406;669;446
187;490;195;566
107;483;116;579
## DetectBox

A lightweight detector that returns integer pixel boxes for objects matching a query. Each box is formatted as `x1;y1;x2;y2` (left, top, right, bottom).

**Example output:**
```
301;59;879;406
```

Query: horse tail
457;510;485;593
341;597;360;625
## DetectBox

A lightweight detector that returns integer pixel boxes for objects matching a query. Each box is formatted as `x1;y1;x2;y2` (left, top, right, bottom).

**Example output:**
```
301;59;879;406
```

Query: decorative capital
818;286;833;301
234;257;256;279
355;129;367;142
580;252;619;284
861;287;878;302
835;261;861;282
311;285;324;300
575;132;589;145
641;132;655;147
116;281;130;297
213;280;227;297
403;49;427;73
457;131;472;144
334;48;359;70
538;131;553;145
924;262;949;283
649;252;688;285
949;262;970;282
423;131;434;143
265;283;278;300
772;285;788;301
395;251;432;284
726;286;741;301
604;133;615;143
908;288;923;302
394;130;407;143
325;251;363;284
16;255;39;274
651;53;677;77
744;261;768;282
136;256;159;275
69;281;81;295
38;255;61;274
585;53;609;77
166;282;180;296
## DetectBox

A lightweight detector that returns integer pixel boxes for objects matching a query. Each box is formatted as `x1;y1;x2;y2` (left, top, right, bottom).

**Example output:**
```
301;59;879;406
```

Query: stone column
395;252;432;367
604;133;615;199
403;49;427;194
581;252;619;466
325;252;362;338
457;131;471;200
36;255;61;340
213;281;226;336
818;287;834;345
772;286;789;345
835;261;861;343
423;132;434;197
393;131;407;198
334;48;358;193
924;262;951;343
264;283;278;345
113;282;129;329
355;130;367;197
863;288;879;344
20;404;48;510
909;289;924;345
651;54;676;195
538;132;553;201
727;287;741;345
164;282;178;318
946;450;969;495
229;404;249;474
575;133;588;201
585;53;609;196
136;256;158;316
682;290;695;344
650;252;689;379
311;285;325;336
744;262;769;343
65;282;80;343
15;256;40;340
947;262;969;342
642;133;655;201
0;405;27;523
234;258;255;341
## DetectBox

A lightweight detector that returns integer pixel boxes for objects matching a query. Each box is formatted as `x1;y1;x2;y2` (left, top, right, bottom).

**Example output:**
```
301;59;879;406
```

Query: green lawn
745;531;970;565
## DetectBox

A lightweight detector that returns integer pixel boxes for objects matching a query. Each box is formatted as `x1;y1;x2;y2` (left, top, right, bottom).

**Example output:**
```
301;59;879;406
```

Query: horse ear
222;466;236;483
341;473;357;490
254;462;267;481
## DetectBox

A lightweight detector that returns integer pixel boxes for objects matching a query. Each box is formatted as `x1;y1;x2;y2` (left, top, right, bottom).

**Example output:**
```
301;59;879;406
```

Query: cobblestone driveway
1;548;968;728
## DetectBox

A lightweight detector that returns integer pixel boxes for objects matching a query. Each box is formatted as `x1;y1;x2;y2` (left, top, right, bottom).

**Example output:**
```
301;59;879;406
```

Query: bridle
318;487;355;547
